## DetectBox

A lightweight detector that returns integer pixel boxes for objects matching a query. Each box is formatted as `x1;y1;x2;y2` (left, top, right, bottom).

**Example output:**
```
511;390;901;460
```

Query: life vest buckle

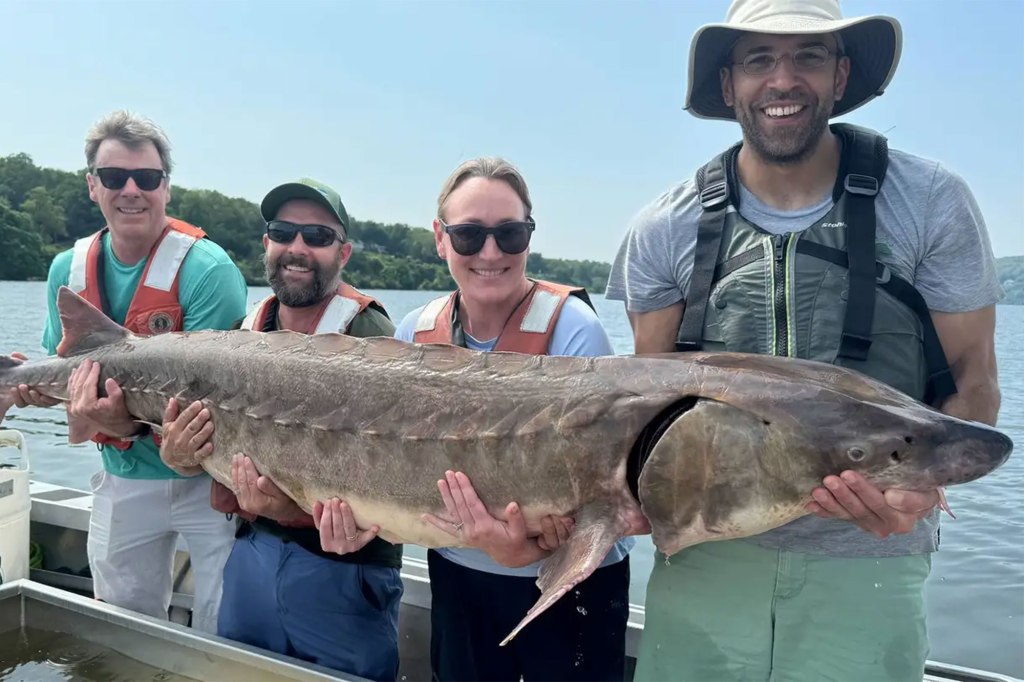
844;174;879;197
699;181;729;209
838;332;873;361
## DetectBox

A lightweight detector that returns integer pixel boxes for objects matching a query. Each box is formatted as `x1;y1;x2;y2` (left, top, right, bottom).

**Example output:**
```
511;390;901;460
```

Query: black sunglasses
440;219;535;256
93;167;167;192
266;220;345;248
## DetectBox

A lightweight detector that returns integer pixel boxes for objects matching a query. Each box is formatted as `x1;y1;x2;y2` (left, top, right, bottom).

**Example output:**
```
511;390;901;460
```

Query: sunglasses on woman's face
93;167;167;191
266;220;345;248
440;219;535;256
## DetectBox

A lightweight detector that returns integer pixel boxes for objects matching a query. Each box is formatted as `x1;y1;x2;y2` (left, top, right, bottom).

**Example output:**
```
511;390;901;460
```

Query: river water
1;280;1021;677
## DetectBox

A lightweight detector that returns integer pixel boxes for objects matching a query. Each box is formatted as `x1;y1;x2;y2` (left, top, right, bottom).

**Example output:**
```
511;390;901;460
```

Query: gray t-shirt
606;147;1004;557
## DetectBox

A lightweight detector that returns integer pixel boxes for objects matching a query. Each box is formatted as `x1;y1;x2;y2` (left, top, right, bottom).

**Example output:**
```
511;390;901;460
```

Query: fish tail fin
500;502;626;647
55;286;131;358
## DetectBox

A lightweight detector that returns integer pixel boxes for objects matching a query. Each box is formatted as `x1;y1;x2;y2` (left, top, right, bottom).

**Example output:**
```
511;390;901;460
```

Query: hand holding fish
313;498;380;555
231;453;307;524
806;470;947;538
0;356;21;421
536;514;575;552
66;359;138;441
1;353;60;422
159;399;212;476
421;470;575;568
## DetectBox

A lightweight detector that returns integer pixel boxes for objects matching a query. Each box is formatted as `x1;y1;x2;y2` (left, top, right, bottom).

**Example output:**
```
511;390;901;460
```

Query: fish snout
930;421;1014;486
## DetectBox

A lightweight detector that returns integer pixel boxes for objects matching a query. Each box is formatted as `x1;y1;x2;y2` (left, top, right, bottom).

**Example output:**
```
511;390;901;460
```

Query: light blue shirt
395;294;635;577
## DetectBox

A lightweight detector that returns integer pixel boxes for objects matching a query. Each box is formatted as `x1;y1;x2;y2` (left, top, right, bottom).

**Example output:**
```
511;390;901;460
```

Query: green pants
635;540;931;682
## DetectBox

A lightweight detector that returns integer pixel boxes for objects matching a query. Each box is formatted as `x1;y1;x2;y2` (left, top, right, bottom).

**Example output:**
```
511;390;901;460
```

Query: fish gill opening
626;396;700;502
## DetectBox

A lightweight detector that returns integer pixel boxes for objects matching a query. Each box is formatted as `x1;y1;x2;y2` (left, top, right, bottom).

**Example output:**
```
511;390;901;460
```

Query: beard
736;89;832;165
264;251;342;308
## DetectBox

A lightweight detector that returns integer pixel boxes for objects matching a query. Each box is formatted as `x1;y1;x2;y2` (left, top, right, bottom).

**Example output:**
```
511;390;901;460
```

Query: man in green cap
158;178;404;682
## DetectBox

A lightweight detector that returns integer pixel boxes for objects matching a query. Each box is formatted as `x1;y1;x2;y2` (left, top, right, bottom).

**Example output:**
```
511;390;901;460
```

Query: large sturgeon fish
0;288;1014;643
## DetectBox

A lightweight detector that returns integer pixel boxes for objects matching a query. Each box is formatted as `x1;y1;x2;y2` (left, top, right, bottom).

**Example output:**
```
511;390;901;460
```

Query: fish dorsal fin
55;286;131;358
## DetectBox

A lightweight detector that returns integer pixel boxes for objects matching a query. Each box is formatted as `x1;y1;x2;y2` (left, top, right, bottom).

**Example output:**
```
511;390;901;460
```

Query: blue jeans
218;524;403;681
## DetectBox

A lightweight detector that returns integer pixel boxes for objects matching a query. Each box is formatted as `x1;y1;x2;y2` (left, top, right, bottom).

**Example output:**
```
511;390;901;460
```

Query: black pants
427;549;629;682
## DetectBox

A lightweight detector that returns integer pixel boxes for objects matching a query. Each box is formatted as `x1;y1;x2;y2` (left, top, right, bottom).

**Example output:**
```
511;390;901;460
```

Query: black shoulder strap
878;275;958;406
367;300;390;320
832;123;889;362
262;298;280;332
93;228;114;318
569;288;596;312
449;291;467;348
676;145;738;352
793;239;958;407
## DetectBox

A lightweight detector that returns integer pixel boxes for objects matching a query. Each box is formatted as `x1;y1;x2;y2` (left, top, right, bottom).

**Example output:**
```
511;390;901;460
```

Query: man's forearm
940;375;1001;426
930;307;1000;426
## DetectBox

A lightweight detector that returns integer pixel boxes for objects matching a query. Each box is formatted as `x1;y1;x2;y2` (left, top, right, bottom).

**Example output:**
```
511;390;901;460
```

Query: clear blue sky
1;0;1021;262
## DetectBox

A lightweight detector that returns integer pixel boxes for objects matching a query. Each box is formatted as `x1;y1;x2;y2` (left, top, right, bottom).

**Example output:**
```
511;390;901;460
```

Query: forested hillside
0;153;611;292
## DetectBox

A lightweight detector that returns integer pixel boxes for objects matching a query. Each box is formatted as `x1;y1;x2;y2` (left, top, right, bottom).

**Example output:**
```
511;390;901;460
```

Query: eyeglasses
439;218;535;256
93;167;167;191
266;220;345;247
732;45;837;76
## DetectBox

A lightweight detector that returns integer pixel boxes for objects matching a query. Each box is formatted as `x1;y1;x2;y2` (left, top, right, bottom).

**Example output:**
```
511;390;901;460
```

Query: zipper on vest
768;233;793;356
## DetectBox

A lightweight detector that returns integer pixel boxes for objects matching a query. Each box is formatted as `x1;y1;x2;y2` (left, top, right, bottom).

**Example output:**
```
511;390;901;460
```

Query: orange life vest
241;282;385;333
214;281;385;526
68;218;207;336
67;218;206;450
413;279;590;355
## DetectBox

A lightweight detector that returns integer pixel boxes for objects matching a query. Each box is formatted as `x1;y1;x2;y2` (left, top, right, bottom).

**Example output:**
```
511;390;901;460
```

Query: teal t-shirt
42;230;248;479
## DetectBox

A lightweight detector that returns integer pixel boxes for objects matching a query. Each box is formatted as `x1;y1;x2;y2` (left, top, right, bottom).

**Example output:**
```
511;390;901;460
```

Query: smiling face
263;198;352;308
720;32;850;164
434;177;531;310
86;138;171;242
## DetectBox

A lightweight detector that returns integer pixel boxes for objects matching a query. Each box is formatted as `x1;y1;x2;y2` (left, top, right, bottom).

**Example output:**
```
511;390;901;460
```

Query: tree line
4;152;1019;303
0;152;613;293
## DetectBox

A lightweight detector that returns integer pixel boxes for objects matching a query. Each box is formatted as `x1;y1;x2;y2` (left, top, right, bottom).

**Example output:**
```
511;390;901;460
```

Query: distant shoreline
1;277;1020;305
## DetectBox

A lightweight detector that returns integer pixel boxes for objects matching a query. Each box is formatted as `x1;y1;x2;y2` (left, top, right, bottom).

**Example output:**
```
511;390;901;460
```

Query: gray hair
84;110;173;174
437;157;533;221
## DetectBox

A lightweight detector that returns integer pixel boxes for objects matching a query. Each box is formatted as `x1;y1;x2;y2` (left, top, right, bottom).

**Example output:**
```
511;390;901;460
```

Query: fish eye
846;446;867;462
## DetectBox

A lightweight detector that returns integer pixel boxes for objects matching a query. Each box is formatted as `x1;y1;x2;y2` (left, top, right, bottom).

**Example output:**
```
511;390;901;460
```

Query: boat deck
21;479;1022;682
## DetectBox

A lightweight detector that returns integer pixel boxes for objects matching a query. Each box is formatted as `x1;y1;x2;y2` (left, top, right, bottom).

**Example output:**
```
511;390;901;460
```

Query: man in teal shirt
19;110;246;633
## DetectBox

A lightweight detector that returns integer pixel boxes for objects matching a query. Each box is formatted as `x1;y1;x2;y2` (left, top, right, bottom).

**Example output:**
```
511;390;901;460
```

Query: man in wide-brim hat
684;0;901;121
605;0;1004;680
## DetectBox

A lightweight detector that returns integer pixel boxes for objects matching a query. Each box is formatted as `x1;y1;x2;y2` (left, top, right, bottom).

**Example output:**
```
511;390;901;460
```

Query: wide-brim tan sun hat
684;0;902;121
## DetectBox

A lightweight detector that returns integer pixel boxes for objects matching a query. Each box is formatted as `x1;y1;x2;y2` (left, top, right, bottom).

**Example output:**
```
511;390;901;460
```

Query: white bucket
0;429;30;584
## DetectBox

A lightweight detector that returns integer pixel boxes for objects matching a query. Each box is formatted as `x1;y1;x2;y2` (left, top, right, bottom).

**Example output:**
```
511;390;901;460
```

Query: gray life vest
677;123;956;406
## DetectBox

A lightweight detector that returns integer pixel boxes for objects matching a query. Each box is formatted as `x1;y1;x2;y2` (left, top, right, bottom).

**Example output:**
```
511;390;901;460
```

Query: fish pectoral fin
500;502;626;647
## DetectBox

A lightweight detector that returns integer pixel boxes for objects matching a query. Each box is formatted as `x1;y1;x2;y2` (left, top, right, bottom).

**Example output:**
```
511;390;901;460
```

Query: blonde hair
436;157;532;221
84;110;173;174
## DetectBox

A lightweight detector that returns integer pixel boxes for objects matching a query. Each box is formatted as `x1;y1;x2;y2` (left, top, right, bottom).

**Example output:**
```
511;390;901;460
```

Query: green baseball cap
260;177;350;240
